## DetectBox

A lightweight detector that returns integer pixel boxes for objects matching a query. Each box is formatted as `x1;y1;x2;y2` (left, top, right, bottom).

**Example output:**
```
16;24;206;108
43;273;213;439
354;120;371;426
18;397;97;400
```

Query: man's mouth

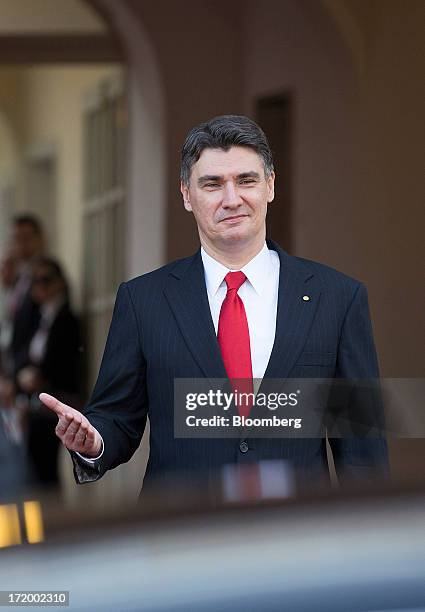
219;214;248;223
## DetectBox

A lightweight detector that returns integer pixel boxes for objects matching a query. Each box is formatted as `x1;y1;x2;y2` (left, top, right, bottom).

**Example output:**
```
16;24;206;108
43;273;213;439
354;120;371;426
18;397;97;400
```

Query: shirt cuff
75;435;104;464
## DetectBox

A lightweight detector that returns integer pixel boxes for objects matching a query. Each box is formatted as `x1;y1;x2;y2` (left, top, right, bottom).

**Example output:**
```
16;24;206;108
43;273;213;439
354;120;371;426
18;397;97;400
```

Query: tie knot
224;271;247;292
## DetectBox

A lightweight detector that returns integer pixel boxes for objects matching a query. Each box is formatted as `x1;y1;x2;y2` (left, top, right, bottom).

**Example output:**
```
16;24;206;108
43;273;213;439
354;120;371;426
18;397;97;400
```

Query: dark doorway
256;93;292;252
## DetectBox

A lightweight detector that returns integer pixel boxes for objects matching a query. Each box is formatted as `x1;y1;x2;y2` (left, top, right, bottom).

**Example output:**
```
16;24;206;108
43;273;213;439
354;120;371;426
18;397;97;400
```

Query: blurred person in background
0;249;19;398
0;215;45;494
40;115;388;498
17;257;81;491
6;215;45;385
0;249;28;497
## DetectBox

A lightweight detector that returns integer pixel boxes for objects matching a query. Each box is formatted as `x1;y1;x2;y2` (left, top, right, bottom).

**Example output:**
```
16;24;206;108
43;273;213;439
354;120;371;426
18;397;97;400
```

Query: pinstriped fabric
71;240;388;490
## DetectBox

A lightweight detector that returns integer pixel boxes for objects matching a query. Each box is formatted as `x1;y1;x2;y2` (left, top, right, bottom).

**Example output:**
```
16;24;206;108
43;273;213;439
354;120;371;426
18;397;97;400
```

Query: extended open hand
39;392;102;457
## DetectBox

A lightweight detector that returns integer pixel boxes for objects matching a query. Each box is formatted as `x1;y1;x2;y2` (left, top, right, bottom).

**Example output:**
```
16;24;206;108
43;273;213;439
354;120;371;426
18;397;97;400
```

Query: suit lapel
261;240;321;382
163;250;227;380
164;242;321;388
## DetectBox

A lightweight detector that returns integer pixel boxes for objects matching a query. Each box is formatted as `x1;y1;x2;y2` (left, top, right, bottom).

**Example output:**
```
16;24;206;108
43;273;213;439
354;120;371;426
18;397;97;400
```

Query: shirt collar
201;242;272;296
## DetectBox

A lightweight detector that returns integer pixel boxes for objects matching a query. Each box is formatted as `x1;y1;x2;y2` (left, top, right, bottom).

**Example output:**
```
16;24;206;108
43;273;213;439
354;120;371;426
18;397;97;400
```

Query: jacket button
239;440;249;453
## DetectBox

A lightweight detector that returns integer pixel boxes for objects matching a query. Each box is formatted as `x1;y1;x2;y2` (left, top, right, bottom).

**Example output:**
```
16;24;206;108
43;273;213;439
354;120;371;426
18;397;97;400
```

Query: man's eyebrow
197;171;261;186
237;171;261;180
197;175;222;185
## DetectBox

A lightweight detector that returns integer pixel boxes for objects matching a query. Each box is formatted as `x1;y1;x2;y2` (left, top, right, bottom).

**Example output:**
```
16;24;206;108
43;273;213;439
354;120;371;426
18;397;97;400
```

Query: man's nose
222;181;243;208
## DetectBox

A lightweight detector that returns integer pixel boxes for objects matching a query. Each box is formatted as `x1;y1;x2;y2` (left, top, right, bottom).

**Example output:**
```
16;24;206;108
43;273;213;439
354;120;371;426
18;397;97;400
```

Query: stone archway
86;0;167;277
0;0;166;505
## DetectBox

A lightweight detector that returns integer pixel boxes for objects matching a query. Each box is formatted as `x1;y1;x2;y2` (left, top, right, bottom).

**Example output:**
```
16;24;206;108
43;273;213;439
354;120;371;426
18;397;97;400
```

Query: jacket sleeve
71;282;148;484
328;283;389;481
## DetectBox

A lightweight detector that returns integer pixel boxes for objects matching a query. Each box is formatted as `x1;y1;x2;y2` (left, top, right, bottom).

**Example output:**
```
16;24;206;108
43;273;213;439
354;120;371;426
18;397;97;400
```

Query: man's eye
239;179;255;185
204;183;220;188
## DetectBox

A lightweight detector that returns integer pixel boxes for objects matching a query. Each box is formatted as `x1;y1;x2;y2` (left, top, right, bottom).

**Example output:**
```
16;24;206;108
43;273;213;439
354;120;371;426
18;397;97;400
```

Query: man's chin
217;217;249;234
217;229;251;247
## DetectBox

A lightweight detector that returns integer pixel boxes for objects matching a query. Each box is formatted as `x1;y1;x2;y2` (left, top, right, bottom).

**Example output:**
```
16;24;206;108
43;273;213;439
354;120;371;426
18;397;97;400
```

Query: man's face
31;265;62;305
13;223;43;261
181;146;274;252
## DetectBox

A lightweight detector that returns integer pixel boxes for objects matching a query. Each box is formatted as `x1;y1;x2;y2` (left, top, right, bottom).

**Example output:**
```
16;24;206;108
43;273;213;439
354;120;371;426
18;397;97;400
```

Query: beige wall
124;0;244;261
0;68;27;210
101;0;167;279
0;109;19;303
0;113;18;255
3;64;123;309
0;112;18;189
355;0;425;479
243;0;360;265
240;0;424;377
239;0;424;478
356;0;424;378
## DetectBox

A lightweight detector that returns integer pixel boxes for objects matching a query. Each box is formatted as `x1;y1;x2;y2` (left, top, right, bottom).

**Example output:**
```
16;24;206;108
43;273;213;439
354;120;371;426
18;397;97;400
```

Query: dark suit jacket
37;302;81;397
25;302;82;487
10;291;40;379
72;240;388;491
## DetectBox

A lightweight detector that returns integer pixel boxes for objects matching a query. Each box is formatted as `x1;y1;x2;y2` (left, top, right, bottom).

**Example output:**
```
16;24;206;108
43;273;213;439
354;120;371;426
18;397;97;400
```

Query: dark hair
13;214;43;236
180;114;274;186
33;256;69;301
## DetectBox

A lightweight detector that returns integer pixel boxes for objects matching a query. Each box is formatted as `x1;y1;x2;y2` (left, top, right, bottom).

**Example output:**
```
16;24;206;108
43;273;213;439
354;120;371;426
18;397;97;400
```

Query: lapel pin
302;295;310;301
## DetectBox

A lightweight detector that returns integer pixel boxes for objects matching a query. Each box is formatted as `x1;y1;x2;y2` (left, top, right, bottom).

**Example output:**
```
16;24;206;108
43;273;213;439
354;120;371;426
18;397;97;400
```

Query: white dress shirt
29;296;66;365
201;242;279;380
78;242;280;464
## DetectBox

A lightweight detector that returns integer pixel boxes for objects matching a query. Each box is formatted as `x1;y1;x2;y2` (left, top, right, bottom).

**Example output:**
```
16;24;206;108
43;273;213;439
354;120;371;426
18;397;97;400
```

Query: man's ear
267;171;275;203
180;181;192;211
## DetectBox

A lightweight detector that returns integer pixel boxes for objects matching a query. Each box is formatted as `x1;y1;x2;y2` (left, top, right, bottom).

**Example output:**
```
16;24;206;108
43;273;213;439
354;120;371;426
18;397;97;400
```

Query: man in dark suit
18;257;81;489
8;215;45;379
40;115;388;493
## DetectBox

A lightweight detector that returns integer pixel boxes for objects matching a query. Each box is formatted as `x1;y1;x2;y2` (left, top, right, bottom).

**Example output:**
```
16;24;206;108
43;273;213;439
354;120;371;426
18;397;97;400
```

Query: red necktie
218;271;253;418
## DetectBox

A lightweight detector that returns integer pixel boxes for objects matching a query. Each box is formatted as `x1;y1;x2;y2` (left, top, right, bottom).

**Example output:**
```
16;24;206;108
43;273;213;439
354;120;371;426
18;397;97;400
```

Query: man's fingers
55;413;73;437
39;392;67;417
81;428;96;451
48;400;100;455
84;428;95;445
63;415;83;446
71;422;89;445
41;392;88;443
56;413;72;433
64;414;82;437
60;416;96;453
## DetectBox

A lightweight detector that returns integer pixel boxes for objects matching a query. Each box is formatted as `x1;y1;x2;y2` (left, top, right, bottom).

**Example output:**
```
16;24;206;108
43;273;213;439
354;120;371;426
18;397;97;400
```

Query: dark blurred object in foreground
1;479;425;611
